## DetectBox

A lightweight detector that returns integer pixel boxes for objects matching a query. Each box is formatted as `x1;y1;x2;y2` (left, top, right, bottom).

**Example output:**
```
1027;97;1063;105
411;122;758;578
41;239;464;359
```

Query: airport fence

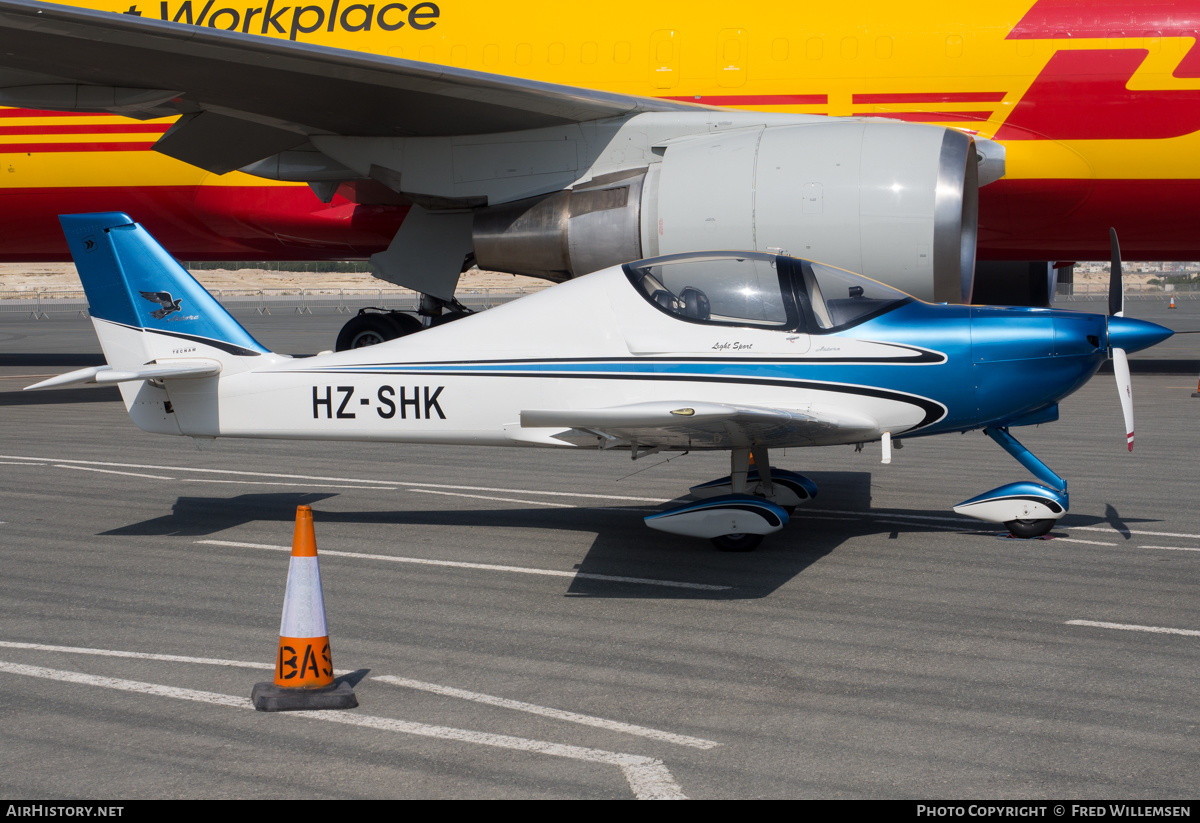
0;285;552;318
1057;282;1200;299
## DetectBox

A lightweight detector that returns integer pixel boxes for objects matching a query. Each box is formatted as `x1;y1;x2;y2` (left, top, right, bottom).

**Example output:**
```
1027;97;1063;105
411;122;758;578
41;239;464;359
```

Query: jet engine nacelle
473;120;979;303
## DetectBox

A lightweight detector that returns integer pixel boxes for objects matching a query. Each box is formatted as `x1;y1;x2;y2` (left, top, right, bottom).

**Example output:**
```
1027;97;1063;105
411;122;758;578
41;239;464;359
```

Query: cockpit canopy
624;251;913;333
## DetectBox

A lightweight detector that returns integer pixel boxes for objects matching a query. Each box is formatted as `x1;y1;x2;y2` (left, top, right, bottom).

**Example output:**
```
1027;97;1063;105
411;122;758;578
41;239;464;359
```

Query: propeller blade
1113;346;1134;451
1109;227;1124;317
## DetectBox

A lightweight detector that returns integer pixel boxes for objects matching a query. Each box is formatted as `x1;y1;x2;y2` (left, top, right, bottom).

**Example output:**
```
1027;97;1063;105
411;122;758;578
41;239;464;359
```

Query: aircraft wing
0;0;698;173
520;401;882;450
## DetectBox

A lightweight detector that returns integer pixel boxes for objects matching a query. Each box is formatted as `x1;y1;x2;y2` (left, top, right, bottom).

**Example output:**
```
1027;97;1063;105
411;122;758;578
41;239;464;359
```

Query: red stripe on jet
0;108;106;118
978;178;1200;260
853;111;994;122
659;94;827;105
1008;1;1200;39
0;124;170;135
1008;0;1200;77
0;185;408;262
994;49;1200;140
0;142;159;153
853;92;1008;103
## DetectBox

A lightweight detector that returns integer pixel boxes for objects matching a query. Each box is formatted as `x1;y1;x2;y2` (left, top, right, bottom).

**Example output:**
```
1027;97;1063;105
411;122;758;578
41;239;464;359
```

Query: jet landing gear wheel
1004;518;1055;539
710;533;764;552
335;310;422;351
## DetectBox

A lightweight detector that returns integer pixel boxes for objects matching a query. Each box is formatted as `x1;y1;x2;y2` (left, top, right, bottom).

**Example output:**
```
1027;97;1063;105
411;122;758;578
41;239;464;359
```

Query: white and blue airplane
30;213;1172;550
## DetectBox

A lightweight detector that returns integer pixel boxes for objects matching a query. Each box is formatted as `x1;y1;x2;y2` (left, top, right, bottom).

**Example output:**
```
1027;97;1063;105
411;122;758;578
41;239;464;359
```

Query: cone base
251;680;358;712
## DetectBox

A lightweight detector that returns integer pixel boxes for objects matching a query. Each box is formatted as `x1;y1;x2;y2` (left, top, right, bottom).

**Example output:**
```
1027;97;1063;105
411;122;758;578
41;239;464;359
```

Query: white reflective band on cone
279;556;328;638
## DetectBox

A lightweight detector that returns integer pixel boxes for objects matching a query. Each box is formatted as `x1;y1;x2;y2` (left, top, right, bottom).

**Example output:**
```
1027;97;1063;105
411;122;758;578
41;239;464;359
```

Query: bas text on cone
251;505;357;711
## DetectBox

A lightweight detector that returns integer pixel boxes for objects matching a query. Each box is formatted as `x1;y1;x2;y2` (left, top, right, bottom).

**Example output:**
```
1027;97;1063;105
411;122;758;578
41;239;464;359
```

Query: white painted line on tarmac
1066;619;1200;638
1072;526;1200;540
196;540;732;591
874;518;991;533
0;639;710;749
180;478;398;490
807;508;1141;544
413;490;650;512
408;484;666;503
55;464;172;481
0;461;45;466
1140;545;1200;552
0;640;272;670
0;454;667;502
412;489;575;508
0;660;686;799
0;454;394;485
0;639;714;750
374;675;719;750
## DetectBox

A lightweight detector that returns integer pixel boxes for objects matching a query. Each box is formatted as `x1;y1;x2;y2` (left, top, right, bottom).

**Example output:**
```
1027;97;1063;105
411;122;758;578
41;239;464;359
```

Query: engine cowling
473;120;979;304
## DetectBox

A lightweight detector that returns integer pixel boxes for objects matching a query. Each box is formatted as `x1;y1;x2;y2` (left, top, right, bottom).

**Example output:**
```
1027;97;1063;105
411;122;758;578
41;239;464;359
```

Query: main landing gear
334;294;474;351
952;427;1068;538
645;447;819;551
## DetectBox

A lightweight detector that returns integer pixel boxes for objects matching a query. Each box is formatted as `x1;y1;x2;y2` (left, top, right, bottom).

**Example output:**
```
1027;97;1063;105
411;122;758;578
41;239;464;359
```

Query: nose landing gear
953;427;1068;538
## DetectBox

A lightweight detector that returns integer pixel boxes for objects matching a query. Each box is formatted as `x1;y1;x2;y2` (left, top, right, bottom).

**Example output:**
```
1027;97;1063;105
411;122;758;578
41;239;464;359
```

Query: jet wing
0;0;698;173
520;401;882;450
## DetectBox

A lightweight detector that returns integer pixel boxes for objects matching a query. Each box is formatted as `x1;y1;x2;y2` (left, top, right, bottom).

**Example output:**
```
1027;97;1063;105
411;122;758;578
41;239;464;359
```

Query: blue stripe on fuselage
280;300;1109;437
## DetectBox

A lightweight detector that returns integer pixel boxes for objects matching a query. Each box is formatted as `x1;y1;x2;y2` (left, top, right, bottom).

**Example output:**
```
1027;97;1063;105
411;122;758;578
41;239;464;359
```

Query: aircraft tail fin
44;213;275;436
59;212;270;369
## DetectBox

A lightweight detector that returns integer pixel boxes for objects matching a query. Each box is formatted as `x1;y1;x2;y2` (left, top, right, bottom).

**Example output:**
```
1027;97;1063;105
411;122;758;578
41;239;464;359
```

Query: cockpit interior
624;251;912;333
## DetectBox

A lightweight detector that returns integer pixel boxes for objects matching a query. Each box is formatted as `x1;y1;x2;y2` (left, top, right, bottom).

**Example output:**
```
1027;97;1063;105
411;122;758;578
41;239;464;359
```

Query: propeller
1109;227;1135;451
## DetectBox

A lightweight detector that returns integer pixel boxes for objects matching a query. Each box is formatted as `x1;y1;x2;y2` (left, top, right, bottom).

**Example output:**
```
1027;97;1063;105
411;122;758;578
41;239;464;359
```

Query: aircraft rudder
59;212;141;329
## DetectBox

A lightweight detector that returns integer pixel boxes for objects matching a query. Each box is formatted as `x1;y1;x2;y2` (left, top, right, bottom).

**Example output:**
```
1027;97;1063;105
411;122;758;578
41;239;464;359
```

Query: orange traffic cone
1192;373;1200;398
1169;294;1177;309
251;505;357;711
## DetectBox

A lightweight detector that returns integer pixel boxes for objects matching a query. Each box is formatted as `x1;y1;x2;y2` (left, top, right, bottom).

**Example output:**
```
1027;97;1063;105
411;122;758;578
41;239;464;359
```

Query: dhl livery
0;0;1196;341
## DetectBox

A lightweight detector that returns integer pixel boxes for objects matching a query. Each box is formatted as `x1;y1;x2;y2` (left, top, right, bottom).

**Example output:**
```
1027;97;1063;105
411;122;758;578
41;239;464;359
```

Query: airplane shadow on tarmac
98;474;1162;600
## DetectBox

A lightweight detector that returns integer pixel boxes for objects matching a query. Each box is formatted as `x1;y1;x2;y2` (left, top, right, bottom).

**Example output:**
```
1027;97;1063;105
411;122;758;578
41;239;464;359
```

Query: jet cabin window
627;255;794;329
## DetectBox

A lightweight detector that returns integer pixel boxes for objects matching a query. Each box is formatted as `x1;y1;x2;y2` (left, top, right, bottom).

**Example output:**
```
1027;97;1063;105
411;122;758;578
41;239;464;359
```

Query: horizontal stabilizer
25;359;221;391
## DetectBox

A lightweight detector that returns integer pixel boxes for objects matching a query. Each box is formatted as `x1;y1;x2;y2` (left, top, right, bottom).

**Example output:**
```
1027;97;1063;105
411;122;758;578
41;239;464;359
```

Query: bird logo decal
140;290;183;320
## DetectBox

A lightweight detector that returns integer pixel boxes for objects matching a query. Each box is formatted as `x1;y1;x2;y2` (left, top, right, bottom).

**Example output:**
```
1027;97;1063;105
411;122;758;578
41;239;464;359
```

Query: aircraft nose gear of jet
646;447;800;550
952;427;1069;538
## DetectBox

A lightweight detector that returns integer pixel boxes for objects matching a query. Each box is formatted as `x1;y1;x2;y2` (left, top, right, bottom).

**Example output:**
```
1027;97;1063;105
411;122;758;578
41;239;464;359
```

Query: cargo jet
0;1;1197;349
28;213;1172;550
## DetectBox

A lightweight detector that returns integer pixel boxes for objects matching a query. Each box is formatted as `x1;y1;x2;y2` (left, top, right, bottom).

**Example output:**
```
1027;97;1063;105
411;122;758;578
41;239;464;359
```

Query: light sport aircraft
0;0;1199;348
29;213;1173;550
